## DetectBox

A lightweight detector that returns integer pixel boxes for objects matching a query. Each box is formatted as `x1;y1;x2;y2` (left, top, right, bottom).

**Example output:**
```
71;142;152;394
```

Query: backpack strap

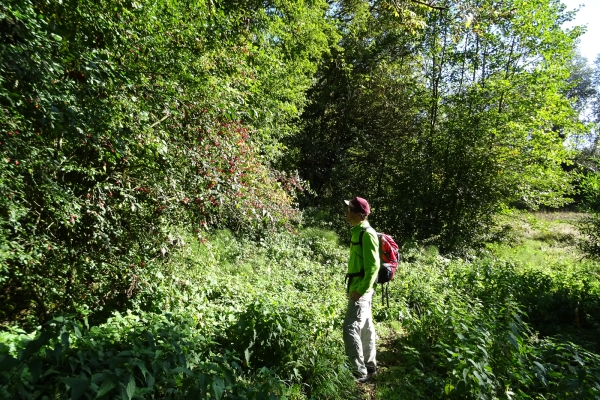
351;227;379;249
345;270;365;293
350;228;368;248
374;282;390;306
383;282;389;307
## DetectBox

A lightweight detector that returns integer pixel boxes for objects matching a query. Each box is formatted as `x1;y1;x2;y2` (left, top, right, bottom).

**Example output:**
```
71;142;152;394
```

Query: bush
376;246;600;399
0;0;331;327
0;226;358;399
577;213;600;259
0;313;285;399
575;171;600;259
223;300;354;399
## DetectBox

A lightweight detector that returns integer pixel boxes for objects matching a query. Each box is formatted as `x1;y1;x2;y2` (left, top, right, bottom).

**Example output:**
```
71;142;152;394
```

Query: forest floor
357;322;407;399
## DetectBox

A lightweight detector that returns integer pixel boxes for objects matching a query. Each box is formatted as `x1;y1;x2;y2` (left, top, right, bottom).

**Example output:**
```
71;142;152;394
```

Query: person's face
345;206;360;225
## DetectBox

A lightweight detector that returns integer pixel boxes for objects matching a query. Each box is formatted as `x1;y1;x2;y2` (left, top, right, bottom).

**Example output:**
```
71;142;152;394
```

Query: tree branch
150;112;170;128
409;0;448;11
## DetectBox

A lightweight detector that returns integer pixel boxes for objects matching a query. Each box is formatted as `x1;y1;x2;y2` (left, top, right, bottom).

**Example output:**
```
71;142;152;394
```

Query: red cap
344;197;370;215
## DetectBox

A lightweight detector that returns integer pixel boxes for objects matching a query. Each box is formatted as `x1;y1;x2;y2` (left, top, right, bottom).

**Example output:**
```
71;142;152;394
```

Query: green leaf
244;348;251;365
61;331;70;348
533;361;546;374
60;377;90;400
95;380;116;398
508;334;519;350
212;376;224;400
472;370;484;385
132;359;149;379
445;383;454;394
125;374;136;400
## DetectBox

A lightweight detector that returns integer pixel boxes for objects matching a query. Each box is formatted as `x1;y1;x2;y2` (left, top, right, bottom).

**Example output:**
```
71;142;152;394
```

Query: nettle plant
0;313;286;400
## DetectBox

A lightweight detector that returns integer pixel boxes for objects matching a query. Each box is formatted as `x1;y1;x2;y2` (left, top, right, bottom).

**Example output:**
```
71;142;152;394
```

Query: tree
0;0;333;326
573;54;600;259
288;0;584;252
565;52;596;117
592;55;600;113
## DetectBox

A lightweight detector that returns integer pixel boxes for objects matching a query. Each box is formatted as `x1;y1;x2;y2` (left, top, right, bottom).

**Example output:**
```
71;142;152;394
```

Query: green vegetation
0;0;331;326
2;0;600;398
373;211;600;399
3;212;600;399
1;229;358;399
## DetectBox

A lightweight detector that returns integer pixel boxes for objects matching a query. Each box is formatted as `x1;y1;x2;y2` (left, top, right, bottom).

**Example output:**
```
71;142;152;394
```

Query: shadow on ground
356;331;440;400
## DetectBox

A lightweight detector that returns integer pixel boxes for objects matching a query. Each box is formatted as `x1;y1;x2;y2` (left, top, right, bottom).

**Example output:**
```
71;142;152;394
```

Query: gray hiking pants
343;290;376;377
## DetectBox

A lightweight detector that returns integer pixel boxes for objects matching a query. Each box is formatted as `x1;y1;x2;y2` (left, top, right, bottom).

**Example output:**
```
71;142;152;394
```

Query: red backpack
346;228;399;306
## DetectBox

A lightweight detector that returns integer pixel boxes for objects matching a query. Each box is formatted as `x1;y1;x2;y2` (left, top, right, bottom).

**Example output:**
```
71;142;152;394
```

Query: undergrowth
0;227;357;399
371;211;600;399
2;212;600;399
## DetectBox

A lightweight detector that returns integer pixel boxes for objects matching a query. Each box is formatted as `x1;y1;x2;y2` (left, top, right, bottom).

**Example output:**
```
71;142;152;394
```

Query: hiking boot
367;367;377;376
354;374;369;383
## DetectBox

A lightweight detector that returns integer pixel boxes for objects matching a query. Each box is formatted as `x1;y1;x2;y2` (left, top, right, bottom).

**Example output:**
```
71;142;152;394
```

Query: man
343;196;378;382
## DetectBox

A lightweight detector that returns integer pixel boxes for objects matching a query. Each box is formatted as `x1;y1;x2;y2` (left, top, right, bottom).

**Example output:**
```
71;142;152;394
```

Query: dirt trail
356;324;406;399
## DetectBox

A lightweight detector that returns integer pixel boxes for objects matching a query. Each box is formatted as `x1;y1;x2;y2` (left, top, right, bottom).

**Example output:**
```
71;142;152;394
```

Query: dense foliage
0;229;356;399
0;0;332;326
286;0;583;251
2;217;600;399
2;0;600;399
379;244;600;399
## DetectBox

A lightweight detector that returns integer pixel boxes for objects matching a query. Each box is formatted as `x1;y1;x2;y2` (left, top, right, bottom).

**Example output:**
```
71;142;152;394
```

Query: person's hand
349;291;361;301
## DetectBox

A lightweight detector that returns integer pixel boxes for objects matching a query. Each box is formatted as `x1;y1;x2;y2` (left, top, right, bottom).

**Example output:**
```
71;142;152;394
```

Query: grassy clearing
488;210;584;265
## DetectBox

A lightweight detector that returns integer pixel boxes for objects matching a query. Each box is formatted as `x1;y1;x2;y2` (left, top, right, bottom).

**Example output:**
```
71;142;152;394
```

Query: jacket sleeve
357;229;379;295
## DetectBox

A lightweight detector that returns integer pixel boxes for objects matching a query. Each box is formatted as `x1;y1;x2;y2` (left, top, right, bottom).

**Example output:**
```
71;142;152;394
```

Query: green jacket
347;221;379;295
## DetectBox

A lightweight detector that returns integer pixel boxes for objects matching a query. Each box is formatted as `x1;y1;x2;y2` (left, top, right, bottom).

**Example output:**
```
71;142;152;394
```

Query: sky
560;0;600;63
